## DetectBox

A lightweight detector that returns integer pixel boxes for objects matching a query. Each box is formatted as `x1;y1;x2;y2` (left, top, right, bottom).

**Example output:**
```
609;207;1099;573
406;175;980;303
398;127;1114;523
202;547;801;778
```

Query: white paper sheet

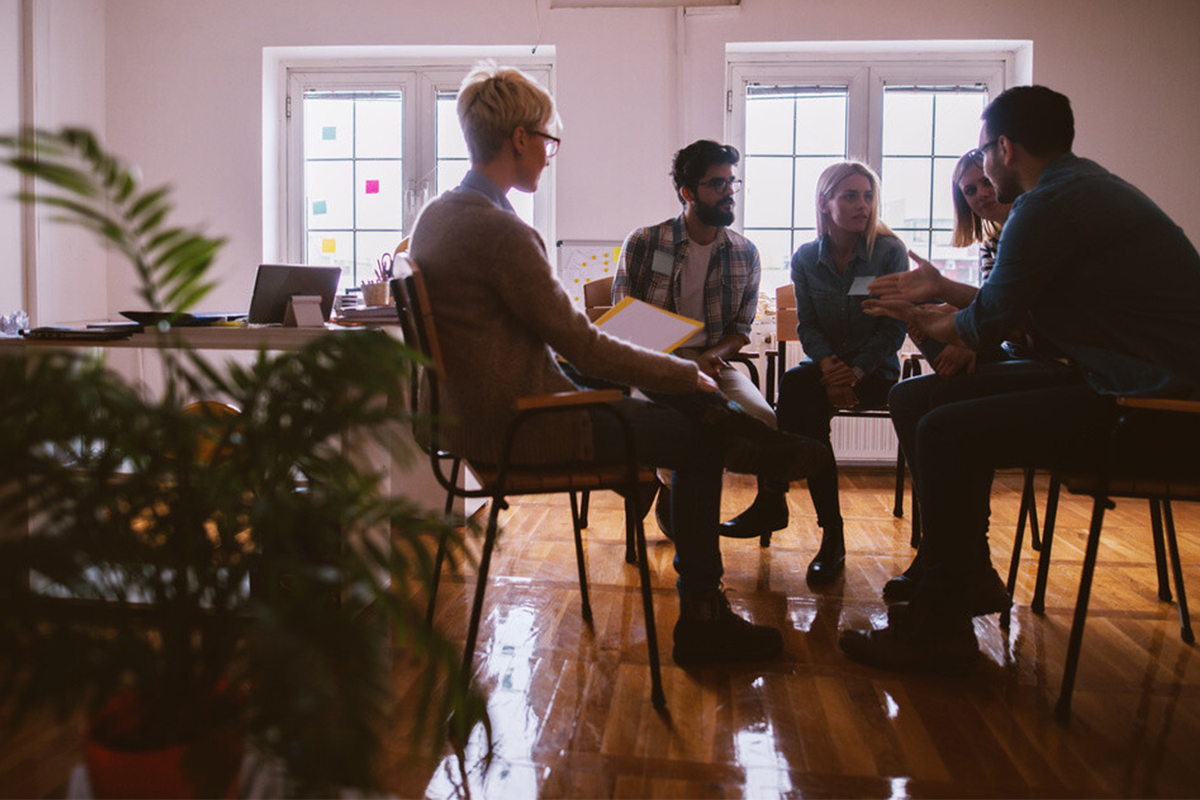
593;297;703;353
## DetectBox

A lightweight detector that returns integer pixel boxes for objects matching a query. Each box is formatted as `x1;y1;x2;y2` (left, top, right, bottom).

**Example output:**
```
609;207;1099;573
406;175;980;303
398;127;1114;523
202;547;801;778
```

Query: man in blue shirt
843;85;1200;671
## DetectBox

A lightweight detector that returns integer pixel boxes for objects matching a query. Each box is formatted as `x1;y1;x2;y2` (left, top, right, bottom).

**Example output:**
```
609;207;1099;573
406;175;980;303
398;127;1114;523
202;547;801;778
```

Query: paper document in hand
593;297;703;353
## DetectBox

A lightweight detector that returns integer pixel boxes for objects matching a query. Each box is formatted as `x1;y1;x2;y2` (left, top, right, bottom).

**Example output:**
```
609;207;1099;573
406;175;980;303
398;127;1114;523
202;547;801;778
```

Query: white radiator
831;415;899;465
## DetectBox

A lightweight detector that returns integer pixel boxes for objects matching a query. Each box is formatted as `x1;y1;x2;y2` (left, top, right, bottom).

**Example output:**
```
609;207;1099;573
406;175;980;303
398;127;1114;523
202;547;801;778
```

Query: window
729;53;1011;293
284;62;553;290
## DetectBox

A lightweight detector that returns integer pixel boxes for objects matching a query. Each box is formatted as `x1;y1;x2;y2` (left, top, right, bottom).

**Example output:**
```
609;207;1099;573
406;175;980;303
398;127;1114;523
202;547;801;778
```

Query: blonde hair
950;152;1004;248
456;61;558;164
815;161;896;257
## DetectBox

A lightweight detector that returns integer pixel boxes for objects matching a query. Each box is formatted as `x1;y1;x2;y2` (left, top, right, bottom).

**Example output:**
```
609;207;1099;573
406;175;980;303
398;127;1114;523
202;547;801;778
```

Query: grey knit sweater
410;191;699;465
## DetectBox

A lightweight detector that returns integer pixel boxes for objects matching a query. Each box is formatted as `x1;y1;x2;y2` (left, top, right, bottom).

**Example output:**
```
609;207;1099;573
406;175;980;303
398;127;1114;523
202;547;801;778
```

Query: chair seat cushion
471;463;657;495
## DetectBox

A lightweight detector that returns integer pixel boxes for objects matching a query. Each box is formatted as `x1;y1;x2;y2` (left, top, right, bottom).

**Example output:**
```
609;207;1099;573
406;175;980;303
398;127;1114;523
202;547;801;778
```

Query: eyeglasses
531;130;561;158
697;177;743;194
968;138;999;164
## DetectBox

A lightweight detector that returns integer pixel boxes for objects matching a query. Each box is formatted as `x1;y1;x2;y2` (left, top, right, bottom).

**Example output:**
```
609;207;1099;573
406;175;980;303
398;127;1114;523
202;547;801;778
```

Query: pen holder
360;281;391;307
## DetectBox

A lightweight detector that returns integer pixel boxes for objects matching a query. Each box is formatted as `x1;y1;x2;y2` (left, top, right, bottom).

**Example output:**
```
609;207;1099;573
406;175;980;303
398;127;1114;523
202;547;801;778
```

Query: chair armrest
514;389;624;411
1117;396;1200;415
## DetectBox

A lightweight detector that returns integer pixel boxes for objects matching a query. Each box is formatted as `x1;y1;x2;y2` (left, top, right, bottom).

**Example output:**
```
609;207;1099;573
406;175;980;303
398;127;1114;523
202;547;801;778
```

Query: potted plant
0;128;490;797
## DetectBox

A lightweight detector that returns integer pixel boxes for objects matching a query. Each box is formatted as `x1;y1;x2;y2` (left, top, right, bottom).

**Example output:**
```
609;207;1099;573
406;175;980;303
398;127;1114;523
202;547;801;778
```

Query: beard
988;163;1023;205
694;196;735;227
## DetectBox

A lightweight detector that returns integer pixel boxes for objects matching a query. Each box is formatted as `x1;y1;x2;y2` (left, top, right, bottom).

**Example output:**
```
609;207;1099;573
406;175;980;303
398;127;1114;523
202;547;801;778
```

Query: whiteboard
556;239;624;309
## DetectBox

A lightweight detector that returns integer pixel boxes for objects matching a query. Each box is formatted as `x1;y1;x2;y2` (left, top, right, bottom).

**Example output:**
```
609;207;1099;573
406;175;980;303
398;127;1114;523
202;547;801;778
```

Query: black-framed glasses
698;177;743;194
531;130;561;158
968;138;999;164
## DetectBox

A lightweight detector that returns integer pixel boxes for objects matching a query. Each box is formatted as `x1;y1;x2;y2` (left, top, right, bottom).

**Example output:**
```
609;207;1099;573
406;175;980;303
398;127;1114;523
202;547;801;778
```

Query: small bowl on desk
360;281;391;307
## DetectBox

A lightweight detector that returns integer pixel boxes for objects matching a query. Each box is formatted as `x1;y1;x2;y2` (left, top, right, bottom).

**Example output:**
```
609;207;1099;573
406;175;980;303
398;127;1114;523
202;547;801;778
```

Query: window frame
281;58;555;268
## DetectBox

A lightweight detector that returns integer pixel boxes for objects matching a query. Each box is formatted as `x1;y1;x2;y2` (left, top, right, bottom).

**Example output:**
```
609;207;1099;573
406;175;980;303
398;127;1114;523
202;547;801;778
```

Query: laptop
246;264;342;325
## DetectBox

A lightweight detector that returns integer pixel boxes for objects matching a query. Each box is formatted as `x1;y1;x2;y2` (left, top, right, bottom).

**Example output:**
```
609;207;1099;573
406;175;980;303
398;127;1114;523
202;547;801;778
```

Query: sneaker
673;590;784;665
655;482;673;541
883;565;1010;617
838;602;979;672
719;489;788;541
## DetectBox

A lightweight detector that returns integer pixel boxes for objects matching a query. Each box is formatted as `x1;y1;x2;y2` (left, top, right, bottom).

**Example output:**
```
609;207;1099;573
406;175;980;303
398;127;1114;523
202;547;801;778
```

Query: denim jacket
791;233;908;380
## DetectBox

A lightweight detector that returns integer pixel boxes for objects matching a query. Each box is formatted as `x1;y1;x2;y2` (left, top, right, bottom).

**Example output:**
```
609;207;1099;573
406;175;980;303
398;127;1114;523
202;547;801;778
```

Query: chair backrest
390;257;446;381
776;283;798;343
584;276;614;322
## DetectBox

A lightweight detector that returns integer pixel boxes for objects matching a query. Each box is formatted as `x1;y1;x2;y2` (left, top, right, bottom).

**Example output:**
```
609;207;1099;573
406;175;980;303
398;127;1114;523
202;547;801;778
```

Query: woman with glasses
774;161;908;585
410;63;829;666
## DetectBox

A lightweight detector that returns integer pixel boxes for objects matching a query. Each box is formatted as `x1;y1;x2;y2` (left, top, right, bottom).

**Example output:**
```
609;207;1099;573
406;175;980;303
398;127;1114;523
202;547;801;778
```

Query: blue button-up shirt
956;153;1200;397
453;168;516;214
791;234;908;379
613;215;760;347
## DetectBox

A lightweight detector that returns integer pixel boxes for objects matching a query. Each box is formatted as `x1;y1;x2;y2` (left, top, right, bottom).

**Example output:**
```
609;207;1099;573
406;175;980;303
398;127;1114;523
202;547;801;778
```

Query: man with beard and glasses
840;85;1200;671
613;140;789;546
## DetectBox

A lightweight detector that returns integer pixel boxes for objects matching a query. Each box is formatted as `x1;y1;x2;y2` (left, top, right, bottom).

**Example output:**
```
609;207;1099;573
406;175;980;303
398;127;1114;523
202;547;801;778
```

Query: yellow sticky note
321;238;336;253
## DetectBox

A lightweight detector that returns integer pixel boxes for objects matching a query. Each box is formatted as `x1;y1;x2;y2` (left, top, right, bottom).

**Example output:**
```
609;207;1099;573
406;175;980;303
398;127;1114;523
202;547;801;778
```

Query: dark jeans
775;362;893;533
586;395;725;602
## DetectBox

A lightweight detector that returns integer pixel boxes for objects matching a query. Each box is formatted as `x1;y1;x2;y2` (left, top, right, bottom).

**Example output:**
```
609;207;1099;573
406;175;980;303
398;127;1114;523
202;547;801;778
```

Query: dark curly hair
671;140;740;204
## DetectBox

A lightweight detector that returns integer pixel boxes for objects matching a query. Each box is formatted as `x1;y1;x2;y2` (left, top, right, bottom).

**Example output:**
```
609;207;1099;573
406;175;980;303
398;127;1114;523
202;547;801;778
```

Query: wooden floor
5;469;1200;798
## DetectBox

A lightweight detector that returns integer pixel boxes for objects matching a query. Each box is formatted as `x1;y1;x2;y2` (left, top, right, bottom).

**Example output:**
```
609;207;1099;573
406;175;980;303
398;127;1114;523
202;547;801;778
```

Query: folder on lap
592;297;703;354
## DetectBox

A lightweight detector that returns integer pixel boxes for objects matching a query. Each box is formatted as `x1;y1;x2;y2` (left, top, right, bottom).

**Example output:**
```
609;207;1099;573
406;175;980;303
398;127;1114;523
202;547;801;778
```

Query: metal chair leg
1162;500;1195;645
1031;476;1061;616
1056;493;1108;722
1002;488;1029;630
910;495;921;548
893;447;906;518
1023;468;1042;551
629;493;665;710
579;489;591;529
570;491;593;625
1149;499;1173;603
625;498;637;565
460;498;503;687
425;459;461;626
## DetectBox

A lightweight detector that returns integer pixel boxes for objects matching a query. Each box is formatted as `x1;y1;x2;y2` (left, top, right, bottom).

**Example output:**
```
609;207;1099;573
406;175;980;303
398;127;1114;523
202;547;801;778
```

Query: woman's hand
931;344;977;378
868;251;944;303
819;355;857;388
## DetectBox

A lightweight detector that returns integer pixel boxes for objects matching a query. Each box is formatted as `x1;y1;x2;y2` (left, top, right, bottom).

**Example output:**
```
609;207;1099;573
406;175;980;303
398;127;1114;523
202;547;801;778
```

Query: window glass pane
882;91;933;156
354;95;402;158
745;95;794;155
436;160;470;197
510;189;535;225
744;156;792;229
933;91;988;156
305;160;354;230
881;156;932;229
793;156;841;229
355;161;403;230
931;156;958;227
306;231;353;280
795;94;846;155
436;91;469;160
356;231;406;283
304;97;354;159
746;228;793;275
930;228;979;287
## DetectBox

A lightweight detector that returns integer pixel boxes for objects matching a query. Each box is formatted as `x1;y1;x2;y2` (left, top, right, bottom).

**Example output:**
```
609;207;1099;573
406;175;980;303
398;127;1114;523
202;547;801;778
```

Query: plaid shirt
613;215;760;347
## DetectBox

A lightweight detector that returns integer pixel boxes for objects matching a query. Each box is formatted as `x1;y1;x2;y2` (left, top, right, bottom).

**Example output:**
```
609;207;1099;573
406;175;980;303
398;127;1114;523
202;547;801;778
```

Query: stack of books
336;305;398;324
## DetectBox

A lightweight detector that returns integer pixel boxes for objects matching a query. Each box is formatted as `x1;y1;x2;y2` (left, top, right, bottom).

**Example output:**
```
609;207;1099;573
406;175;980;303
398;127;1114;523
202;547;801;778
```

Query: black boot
655;482;673;540
882;551;923;601
720;485;788;547
806;526;846;585
673;589;784;665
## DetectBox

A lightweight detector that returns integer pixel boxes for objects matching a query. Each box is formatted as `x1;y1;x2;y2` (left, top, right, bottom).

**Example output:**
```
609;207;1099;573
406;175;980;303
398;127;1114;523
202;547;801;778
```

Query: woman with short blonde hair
456;62;559;164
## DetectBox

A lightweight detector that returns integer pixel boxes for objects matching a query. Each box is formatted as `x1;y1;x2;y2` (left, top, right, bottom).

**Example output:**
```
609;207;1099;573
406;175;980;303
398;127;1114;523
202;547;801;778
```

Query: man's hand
863;299;964;347
867;251;944;303
826;384;858;409
696;370;719;393
819;355;857;388
696;350;728;379
931;344;977;378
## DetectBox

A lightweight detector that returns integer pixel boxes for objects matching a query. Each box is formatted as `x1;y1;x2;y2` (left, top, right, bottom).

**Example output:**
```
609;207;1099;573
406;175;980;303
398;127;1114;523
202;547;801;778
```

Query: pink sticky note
365;179;380;194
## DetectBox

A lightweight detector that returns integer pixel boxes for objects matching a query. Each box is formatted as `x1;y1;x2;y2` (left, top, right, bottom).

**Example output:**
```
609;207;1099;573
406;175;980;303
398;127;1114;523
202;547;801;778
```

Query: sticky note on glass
321;238;336;253
365;179;380;194
312;200;327;216
322;126;337;141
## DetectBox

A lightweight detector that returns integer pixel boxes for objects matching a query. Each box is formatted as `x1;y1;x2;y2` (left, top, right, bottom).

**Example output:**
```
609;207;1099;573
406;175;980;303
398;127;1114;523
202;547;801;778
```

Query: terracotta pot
85;688;243;799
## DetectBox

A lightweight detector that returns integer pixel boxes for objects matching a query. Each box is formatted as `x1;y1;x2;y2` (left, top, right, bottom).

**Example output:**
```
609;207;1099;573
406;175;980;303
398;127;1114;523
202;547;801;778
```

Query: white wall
0;0;21;317
94;0;1200;317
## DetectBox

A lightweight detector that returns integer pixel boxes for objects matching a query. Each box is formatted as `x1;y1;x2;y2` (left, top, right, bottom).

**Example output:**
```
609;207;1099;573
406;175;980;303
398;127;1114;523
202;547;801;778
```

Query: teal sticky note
322;126;337;141
651;250;674;276
312;200;327;216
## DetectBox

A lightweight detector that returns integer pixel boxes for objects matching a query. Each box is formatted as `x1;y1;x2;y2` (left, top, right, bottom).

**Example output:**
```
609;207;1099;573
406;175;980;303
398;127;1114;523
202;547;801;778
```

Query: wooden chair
765;283;918;538
1008;396;1197;720
390;261;668;709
